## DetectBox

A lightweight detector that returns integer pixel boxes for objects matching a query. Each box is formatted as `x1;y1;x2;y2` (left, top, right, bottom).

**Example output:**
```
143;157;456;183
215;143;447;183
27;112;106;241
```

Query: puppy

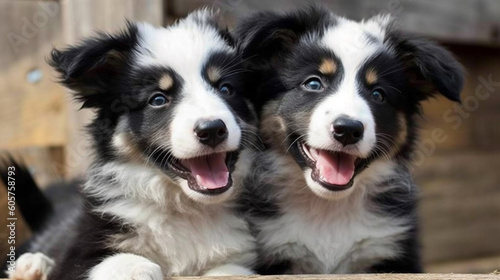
236;7;464;274
8;10;258;280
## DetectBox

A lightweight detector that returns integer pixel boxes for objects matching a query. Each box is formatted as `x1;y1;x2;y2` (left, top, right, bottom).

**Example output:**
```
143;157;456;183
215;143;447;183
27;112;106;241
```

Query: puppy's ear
49;22;138;108
235;6;332;71
389;33;465;103
187;8;235;47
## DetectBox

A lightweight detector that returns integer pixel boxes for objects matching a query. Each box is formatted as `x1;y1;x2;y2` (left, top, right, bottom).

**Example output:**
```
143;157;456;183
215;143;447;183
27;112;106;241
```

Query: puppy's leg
203;264;254;276
88;253;163;280
7;252;54;280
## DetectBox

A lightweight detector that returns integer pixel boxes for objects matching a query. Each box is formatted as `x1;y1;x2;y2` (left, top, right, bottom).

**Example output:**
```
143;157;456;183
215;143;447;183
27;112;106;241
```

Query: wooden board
177;275;500;280
4;274;499;280
0;0;67;149
415;151;500;265
427;256;500;274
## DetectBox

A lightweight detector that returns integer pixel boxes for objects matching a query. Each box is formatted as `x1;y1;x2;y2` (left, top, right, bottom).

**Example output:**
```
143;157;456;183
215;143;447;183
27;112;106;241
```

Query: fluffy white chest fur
109;203;256;276
254;153;410;274
85;161;256;276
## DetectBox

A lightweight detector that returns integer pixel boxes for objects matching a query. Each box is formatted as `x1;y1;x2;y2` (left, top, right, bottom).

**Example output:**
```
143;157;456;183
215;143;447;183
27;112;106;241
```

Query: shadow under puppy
8;10;259;280
236;7;464;274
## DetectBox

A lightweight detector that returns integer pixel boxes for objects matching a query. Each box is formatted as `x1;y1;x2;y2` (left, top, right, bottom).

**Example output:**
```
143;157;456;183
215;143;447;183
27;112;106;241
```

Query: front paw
204;264;255;276
7;252;54;280
88;253;163;280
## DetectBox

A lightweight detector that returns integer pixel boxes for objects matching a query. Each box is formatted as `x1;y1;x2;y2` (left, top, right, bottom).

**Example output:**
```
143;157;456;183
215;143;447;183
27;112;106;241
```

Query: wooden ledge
174;274;498;280
2;274;500;280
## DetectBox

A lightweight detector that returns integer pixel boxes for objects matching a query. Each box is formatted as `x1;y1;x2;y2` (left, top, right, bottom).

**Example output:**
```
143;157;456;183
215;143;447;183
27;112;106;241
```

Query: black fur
0;157;53;232
48;204;125;280
387;32;464;103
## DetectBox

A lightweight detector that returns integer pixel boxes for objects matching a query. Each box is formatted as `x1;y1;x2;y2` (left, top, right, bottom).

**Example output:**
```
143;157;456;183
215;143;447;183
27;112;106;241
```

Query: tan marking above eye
366;68;378;85
319;59;337;75
159;74;173;91
207;66;221;83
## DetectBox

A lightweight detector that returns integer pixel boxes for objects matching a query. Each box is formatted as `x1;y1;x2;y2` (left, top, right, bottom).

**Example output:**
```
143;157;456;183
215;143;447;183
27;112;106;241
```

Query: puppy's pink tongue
181;153;229;189
315;150;356;185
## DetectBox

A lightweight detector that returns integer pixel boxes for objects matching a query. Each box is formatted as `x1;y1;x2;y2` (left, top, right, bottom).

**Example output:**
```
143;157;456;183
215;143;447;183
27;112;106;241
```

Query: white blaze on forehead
134;15;233;79
321;17;382;74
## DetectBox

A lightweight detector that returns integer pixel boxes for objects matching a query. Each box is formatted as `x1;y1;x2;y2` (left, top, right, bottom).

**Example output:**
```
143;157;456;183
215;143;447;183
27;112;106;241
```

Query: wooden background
0;0;499;274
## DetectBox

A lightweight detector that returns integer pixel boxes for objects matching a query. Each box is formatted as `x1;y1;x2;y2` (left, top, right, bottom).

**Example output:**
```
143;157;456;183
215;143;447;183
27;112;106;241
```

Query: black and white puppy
236;7;464;274
8;10;258;280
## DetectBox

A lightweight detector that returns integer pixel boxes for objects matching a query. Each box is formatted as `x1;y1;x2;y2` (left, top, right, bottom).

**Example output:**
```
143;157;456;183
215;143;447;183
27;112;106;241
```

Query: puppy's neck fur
84;161;235;219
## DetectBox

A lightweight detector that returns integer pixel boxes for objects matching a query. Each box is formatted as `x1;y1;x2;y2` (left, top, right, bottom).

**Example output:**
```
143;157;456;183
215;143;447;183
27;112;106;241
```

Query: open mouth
167;151;238;195
298;141;363;192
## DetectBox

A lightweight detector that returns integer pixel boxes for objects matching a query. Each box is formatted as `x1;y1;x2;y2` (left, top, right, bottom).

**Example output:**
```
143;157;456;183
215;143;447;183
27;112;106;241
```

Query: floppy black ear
235;6;332;71
49;22;138;108
389;33;464;103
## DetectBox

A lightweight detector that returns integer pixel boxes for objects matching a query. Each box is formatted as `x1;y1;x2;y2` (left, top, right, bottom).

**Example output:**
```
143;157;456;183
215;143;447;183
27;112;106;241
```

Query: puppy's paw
89;253;163;280
204;264;255;276
7;252;54;280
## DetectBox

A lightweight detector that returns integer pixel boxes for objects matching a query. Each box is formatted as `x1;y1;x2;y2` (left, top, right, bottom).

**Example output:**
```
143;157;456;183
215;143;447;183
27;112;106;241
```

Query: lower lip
311;169;354;191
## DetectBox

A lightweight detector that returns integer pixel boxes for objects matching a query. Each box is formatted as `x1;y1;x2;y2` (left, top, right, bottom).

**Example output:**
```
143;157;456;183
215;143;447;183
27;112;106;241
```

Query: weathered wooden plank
415;152;500;264
0;0;67;148
0;274;497;280
169;0;500;46
427;256;500;274
158;274;498;280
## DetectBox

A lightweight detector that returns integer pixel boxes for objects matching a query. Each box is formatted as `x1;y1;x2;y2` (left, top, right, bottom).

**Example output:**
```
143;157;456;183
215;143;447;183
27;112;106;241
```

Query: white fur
362;14;392;40
83;151;256;276
256;154;410;273
88;253;163;280
7;252;54;280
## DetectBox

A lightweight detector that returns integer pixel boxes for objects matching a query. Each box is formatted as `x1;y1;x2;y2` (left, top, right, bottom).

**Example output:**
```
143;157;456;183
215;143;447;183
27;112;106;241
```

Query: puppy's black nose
332;116;364;146
194;119;228;148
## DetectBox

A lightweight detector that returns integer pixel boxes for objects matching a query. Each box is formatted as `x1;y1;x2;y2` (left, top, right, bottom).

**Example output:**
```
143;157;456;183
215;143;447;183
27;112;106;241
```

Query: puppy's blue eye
371;89;386;103
219;84;234;96
149;93;169;107
303;77;323;91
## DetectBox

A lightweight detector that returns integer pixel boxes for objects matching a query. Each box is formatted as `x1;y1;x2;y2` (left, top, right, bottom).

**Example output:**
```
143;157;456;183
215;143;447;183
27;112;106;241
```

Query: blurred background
0;0;499;274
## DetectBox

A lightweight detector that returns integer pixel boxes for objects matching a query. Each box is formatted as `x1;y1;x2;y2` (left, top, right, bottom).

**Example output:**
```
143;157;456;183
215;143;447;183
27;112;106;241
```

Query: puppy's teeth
310;147;319;160
195;175;205;189
302;143;315;160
